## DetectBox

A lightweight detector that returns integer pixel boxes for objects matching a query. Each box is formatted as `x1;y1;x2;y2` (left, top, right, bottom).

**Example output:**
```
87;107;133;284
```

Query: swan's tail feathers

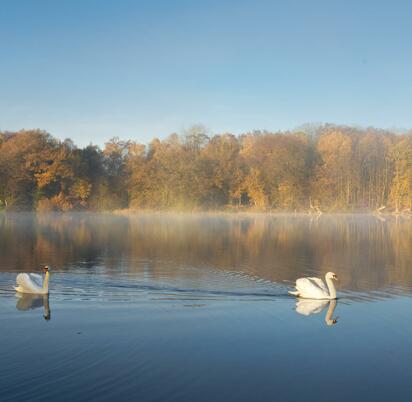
14;286;23;293
288;290;300;297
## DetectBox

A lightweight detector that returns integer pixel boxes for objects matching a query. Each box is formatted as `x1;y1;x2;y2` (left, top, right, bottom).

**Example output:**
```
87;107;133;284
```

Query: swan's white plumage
295;278;329;299
29;273;43;287
305;277;328;293
289;272;338;299
14;272;49;294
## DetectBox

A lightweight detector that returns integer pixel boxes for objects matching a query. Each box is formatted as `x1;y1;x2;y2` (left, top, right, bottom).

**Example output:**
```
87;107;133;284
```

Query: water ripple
1;268;411;304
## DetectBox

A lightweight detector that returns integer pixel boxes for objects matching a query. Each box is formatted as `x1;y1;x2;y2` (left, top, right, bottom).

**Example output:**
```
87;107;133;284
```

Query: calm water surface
1;213;412;402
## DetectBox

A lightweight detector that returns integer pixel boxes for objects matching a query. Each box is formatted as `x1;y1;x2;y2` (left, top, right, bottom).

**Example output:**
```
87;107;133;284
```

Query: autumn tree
389;135;412;211
101;137;131;209
239;131;311;209
0;130;59;210
311;129;354;209
2;126;412;212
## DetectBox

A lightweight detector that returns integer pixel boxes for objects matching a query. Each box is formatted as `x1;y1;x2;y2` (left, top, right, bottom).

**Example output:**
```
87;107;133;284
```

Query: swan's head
326;272;338;281
326;317;339;326
43;266;50;274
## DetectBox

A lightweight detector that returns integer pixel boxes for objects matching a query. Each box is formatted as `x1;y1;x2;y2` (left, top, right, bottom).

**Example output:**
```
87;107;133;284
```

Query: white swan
289;272;338;299
14;266;50;295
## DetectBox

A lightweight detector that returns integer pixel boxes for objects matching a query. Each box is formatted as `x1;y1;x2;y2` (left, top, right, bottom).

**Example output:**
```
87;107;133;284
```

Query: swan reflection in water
295;299;338;326
15;293;51;320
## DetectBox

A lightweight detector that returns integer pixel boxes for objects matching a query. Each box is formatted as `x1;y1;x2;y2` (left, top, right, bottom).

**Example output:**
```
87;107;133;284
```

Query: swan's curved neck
42;272;50;292
325;276;336;299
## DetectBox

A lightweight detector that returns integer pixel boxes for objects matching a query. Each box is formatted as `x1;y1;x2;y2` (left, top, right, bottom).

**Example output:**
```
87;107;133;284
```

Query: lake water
1;213;412;402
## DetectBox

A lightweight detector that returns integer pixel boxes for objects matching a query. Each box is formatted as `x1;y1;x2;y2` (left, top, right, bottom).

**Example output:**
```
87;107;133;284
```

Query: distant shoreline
112;208;411;217
2;127;412;215
1;208;409;218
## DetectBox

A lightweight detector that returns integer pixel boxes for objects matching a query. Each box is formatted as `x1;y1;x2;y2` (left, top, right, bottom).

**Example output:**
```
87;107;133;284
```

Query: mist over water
1;213;412;297
1;213;412;402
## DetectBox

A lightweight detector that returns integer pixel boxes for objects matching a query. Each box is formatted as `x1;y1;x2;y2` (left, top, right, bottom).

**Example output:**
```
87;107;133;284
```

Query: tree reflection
2;213;412;296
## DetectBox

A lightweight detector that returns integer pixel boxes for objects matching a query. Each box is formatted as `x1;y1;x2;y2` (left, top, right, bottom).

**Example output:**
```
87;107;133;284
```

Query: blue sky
1;0;412;146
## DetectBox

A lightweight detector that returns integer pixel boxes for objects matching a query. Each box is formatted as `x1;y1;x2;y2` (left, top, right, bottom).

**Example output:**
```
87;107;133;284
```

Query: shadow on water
295;299;339;326
15;293;51;320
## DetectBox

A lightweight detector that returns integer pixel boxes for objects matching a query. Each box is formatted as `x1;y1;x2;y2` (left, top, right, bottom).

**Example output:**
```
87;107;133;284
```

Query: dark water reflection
1;213;412;296
1;213;412;402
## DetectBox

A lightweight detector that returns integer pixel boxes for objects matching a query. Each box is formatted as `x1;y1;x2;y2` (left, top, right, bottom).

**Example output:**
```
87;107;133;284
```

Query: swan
289;272;338;299
14;266;50;295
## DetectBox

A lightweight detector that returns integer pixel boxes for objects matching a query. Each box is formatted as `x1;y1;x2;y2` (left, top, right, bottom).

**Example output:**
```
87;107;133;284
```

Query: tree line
1;124;411;212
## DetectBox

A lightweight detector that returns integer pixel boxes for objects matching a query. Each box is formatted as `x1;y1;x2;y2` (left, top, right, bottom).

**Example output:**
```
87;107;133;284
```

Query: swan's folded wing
307;277;328;292
29;273;43;286
16;273;42;294
295;277;329;299
16;273;30;286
